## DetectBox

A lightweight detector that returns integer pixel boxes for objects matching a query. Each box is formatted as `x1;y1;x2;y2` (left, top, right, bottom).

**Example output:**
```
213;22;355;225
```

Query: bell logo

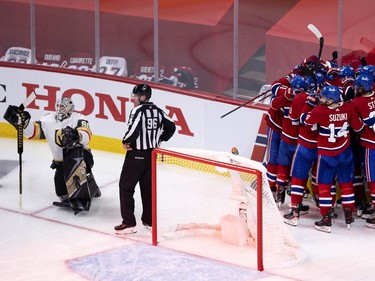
22;82;194;137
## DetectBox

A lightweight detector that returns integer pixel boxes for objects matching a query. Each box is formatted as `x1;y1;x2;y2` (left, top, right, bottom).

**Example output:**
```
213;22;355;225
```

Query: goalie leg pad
87;173;101;198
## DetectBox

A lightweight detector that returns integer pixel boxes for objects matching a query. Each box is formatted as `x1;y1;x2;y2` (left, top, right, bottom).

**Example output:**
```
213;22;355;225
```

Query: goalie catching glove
56;126;82;148
3;105;31;129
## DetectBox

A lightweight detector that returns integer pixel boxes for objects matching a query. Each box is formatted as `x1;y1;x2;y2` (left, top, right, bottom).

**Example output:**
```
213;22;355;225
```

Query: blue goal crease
66;243;272;281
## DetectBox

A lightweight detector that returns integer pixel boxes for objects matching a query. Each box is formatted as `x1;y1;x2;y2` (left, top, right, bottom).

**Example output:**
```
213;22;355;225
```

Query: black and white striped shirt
122;102;176;150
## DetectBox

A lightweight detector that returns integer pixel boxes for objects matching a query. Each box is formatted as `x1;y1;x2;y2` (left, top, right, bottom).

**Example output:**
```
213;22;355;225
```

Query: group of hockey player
265;52;375;233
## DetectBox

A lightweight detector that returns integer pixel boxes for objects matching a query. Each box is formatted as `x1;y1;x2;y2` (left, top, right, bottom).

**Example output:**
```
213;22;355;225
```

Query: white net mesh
154;148;307;269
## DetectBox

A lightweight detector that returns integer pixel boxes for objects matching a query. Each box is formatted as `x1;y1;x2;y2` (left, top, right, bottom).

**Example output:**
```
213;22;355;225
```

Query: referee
115;83;176;234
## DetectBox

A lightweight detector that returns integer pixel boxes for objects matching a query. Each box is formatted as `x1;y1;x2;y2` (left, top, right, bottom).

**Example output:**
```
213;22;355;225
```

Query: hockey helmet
132;83;152;99
339;65;354;79
355;74;373;92
56;97;75;121
355;65;375;77
321;85;341;104
304;76;315;91
291;74;306;90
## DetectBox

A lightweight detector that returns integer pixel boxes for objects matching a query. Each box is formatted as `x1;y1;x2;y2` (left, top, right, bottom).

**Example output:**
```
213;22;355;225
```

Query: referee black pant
119;149;152;226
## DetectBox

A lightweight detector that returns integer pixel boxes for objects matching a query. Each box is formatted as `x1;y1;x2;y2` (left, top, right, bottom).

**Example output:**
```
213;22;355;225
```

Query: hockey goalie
3;97;101;214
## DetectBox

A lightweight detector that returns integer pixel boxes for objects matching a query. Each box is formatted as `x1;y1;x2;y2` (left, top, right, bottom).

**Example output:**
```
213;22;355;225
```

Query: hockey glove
284;88;294;101
305;95;318;107
3;105;31;129
61;126;81;148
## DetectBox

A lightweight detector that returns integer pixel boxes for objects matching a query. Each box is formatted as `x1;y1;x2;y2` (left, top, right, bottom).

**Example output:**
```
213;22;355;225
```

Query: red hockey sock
340;182;355;212
290;178;307;206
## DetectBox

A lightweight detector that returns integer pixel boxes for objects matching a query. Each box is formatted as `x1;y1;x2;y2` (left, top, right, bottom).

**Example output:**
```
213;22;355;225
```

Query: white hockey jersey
24;112;91;162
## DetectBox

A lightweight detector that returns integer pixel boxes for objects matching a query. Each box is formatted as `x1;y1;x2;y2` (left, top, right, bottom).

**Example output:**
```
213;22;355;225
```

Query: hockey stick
257;92;273;103
332;51;338;61
307;24;324;60
360;56;367;66
17;91;37;208
220;89;271;119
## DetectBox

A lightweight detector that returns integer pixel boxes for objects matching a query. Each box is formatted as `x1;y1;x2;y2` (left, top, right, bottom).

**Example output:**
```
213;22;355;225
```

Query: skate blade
115;228;137;235
314;225;331;233
283;218;298;226
365;222;375;229
346;224;352;230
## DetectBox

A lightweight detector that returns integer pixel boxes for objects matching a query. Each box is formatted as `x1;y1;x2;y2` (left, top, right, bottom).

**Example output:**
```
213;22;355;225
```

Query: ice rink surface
0;137;374;281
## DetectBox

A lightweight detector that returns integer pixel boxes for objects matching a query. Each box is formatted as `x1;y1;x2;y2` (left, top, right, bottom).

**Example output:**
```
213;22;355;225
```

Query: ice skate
283;205;300;226
365;217;375;229
312;194;319;208
314;216;332;233
299;204;310;215
361;203;374;219
114;223;137;235
270;187;277;202
355;199;366;217
344;207;354;230
328;208;337;225
275;185;286;208
142;222;152;231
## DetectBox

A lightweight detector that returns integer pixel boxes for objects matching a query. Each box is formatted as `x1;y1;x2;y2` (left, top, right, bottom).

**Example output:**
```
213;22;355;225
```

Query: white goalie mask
56;97;75;121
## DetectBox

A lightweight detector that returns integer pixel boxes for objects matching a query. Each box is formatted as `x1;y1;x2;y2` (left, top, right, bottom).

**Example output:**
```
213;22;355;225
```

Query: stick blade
19;92;37;110
307;24;323;39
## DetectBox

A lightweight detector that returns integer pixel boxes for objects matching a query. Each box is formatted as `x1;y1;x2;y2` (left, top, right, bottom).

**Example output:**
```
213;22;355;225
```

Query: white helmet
56;97;75;121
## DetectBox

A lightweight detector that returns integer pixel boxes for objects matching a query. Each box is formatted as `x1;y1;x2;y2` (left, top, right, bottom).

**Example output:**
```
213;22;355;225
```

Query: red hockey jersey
304;102;363;156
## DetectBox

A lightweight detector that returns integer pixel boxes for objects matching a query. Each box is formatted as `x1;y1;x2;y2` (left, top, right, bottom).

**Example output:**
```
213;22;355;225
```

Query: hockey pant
290;144;317;206
265;128;281;189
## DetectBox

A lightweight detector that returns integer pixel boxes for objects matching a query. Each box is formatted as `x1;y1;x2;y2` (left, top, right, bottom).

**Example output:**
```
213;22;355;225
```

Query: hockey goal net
151;148;306;270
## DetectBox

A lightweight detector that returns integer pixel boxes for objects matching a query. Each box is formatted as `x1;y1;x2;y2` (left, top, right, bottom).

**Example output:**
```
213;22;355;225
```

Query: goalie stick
17;91;37;208
307;24;324;60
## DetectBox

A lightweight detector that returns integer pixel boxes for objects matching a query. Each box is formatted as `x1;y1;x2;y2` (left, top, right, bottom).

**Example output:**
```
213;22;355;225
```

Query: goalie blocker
52;144;101;214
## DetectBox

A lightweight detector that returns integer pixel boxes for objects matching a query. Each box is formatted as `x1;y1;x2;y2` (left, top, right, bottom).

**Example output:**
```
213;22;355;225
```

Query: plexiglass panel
1;0;375;99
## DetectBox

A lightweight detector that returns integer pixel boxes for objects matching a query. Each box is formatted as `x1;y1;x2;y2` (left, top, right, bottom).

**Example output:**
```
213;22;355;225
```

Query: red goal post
151;147;306;271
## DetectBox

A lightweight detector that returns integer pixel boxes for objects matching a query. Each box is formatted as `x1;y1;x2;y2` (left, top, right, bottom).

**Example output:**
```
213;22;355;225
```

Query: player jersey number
147;118;158;130
99;66;121;75
368;111;375;132
77;119;89;129
328;121;349;142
